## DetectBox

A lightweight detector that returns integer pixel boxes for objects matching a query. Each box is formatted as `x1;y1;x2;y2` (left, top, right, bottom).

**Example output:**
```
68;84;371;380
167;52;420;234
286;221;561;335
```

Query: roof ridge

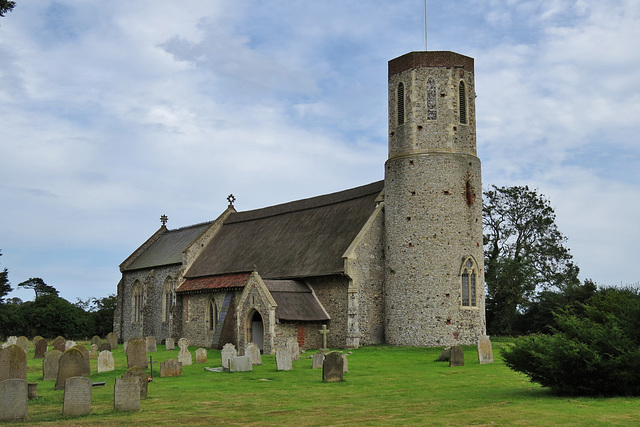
167;220;213;233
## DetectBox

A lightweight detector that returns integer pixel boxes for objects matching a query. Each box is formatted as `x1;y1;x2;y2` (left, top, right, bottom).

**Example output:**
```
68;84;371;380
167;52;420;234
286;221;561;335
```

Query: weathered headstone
97;350;115;373
312;353;325;369
99;342;111;352
55;348;86;390
122;366;148;399
449;345;464;367
229;355;252;372
221;343;237;369
177;338;192;366
477;336;494;364
0;379;28;421
146;336;157;352
34;338;48;359
52;336;66;352
32;336;43;345
65;340;77;351
126;339;147;369
73;345;91;377
0;344;27;382
114;377;140;412
28;381;38;399
89;344;99;359
165;337;175;350
195;347;207;363
245;342;262;365
62;376;92;417
342;354;349;373
160;359;182;377
287;338;300;361
3;336;17;348
436;347;451;362
16;336;29;355
275;348;292;371
106;332;118;350
322;351;344;383
319;325;330;353
43;349;62;381
91;335;101;348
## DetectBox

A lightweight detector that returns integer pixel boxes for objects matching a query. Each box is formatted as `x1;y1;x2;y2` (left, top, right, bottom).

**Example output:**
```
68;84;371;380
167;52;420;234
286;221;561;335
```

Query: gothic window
461;258;477;307
132;281;143;323
427;78;437;120
207;298;217;331
459;81;467;124
397;82;405;125
162;276;173;323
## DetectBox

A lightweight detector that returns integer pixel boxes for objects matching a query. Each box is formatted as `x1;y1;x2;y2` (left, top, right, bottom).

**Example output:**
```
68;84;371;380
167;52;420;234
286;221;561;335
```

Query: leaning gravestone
146;336;157;352
55;348;86;390
62;376;92;417
91;335;101;348
97;350;115;373
477;336;494;364
16;336;29;355
43;349;63;381
34;338;48;359
160;359;182;377
275;348;292;371
245;342;262;365
122;366;148;399
286;338;300;361
106;332;118;350
89;344;99;359
221;343;237;369
73;345;91;377
52;336;66;352
0;344;27;382
165;337;175;351
312;353;325;369
126;339;147;369
177;338;192;366
114;377;140;412
229;355;252;372
322;351;344;383
195;348;207;363
449;345;464;367
0;379;28;421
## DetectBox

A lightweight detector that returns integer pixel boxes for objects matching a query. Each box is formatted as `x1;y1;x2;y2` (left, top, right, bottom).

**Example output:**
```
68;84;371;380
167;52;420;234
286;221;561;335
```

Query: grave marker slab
55;348;86;390
89;344;99;359
0;379;28;421
449;345;464;367
114;377;140;412
62;376;92;417
229;355;252;372
65;340;77;351
146;336;157;352
436;347;451;362
73;345;91;377
34;338;48;359
52;336;66;352
97;350;115;373
99;342;111;352
43;349;62;381
16;336;29;354
3;336;17;348
195;347;207;363
342;354;349;373
126;339;147;369
177;338;192;366
312;353;325;369
165;337;175;350
0;344;27;382
322;352;344;383
221;343;237;369
122;366;148;399
160;359;182;377
106;332;118;350
91;335;101;348
287;338;300;361
275;349;292;371
245;342;262;365
477;336;494;364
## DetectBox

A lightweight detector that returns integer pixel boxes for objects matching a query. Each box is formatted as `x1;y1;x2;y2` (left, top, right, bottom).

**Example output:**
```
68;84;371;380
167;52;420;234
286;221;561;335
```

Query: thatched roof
265;280;330;322
185;180;384;279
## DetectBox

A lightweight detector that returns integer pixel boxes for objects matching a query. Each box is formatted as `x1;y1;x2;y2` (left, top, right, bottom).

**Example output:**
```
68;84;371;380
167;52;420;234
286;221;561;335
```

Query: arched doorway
249;310;264;352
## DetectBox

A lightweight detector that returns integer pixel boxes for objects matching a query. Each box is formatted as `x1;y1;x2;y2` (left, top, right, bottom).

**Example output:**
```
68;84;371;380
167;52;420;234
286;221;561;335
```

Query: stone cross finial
319;324;330;350
160;215;168;226
227;194;236;207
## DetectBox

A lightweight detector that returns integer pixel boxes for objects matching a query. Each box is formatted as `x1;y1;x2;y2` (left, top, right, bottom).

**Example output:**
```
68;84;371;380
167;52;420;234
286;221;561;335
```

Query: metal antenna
424;0;428;51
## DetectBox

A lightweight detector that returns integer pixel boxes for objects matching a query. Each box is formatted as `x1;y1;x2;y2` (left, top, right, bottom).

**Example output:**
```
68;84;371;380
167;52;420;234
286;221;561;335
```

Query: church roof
265;279;330;322
185;180;384;280
175;272;251;294
123;222;211;271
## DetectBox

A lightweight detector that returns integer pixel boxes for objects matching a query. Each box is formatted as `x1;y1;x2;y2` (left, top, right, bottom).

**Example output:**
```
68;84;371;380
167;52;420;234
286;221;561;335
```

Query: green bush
502;286;640;396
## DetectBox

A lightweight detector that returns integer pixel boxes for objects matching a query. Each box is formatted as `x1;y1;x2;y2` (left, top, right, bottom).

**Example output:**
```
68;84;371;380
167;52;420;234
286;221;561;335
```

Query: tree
0;250;12;302
17;277;59;299
0;0;15;18
483;185;579;335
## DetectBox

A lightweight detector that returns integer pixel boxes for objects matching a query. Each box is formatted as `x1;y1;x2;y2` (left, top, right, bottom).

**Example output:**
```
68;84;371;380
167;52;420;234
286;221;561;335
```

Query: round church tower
384;51;485;346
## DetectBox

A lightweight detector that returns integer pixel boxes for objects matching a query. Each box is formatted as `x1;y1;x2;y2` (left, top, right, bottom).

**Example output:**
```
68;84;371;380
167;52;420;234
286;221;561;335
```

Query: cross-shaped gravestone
319;325;330;351
147;356;157;380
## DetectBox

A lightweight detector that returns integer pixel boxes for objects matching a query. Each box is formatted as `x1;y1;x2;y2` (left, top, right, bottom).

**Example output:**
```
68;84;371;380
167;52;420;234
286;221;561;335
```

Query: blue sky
1;0;639;303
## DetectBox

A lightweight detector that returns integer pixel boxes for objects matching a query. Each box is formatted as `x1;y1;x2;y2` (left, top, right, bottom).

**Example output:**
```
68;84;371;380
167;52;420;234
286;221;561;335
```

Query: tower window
427;78;437;120
461;258;477;307
459;81;467;124
397;82;405;125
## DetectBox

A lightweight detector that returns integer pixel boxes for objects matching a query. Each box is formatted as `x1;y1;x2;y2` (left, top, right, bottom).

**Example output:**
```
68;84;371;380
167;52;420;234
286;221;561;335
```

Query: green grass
15;341;640;426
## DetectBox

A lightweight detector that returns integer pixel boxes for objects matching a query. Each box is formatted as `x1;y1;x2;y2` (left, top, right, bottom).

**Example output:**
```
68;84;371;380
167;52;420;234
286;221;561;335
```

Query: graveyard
1;337;640;425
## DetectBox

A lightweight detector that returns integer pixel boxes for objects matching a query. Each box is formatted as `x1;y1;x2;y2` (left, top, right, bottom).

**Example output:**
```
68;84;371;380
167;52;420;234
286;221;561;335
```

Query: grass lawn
14;340;640;426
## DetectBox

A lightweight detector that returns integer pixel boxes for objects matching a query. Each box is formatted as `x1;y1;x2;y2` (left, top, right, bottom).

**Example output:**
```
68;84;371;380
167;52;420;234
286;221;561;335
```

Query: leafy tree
0;250;11;302
483;185;579;335
0;0;15;18
18;277;59;299
18;293;93;339
76;294;117;336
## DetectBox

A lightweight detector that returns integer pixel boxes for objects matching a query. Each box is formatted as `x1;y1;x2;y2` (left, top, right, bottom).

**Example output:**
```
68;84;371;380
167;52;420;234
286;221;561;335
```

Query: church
113;50;486;353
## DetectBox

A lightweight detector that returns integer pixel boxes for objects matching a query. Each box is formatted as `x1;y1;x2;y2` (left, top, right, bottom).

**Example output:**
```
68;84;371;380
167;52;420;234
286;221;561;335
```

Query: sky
1;0;639;303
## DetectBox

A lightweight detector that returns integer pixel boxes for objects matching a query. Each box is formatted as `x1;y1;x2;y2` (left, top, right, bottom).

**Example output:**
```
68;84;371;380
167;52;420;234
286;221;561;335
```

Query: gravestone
342;354;349;373
195;348;207;363
146;336;157;352
165;337;175;350
89;344;99;359
477;336;494;364
122;366;148;399
126;339;147;369
177;338;192;366
275;349;292;371
106;332;118;350
229;355;252;372
0;379;28;421
436;347;451;362
73;345;91;377
99;342;111;352
3;336;17;348
43;349;62;381
114;377;140;412
34;338;48;359
32;336;43;345
312;353;325;369
319;325;330;353
449;346;464;367
55;348;86;390
160;359;182;377
245;342;262;365
221;343;237;369
97;350;115;373
16;336;29;355
52;336;66;352
287;338;300;361
62;376;92;417
0;344;27;382
91;335;101;348
322;351;344;383
65;340;77;351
